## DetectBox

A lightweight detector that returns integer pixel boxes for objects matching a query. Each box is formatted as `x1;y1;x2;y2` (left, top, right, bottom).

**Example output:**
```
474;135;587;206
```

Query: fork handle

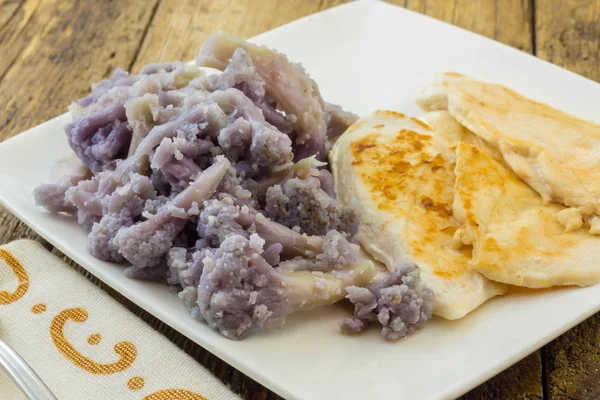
0;340;57;400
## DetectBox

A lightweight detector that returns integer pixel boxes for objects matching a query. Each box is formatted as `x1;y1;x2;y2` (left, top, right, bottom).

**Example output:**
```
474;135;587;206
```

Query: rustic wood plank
462;352;543;400
545;315;600;400
0;0;160;250
0;207;47;246
401;0;533;52
0;0;24;31
131;0;346;72
536;0;600;79
0;0;160;140
536;1;600;399
0;0;41;82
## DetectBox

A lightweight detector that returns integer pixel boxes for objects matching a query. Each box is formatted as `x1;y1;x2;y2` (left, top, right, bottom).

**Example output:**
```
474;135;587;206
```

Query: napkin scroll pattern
0;249;29;305
50;307;137;374
0;247;209;400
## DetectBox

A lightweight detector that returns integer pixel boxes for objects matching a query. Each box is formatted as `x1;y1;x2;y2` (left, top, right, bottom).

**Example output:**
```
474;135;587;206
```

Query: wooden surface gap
126;0;163;73
318;0;326;12
542;346;550;399
0;47;18;86
530;0;537;55
0;0;24;32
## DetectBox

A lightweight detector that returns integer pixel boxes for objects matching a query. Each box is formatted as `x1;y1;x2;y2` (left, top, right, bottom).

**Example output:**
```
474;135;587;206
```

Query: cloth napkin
0;239;240;400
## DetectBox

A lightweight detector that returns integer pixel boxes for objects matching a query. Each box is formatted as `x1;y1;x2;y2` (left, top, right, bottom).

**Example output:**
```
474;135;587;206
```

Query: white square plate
2;1;600;399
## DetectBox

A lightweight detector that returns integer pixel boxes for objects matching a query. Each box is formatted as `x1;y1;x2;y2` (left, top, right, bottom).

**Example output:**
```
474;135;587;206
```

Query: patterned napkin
0;240;240;400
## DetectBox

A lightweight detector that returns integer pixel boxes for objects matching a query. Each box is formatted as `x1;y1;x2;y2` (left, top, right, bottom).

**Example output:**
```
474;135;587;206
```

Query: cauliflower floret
88;209;134;262
197;234;376;340
340;263;434;341
265;177;357;238
197;198;254;246
278;230;358;272
87;173;155;262
114;157;229;268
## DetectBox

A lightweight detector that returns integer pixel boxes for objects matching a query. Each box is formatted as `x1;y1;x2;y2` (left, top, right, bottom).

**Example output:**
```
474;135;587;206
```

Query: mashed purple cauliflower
340;263;435;341
33;33;433;340
265;177;357;237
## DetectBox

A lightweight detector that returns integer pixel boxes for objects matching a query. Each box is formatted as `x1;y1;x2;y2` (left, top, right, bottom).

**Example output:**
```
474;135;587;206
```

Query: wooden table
1;0;599;398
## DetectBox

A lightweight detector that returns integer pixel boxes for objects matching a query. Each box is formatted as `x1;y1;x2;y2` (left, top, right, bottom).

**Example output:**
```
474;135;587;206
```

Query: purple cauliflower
340;263;435;341
197;32;330;161
33;33;376;341
165;246;213;288
196;198;323;258
65;104;132;173
113;157;229;268
76;68;138;108
265;176;358;238
208;48;295;134
88;209;135;262
33;157;90;214
210;88;293;173
87;173;155;261
196;234;376;339
255;156;326;199
277;230;358;272
197;197;255;246
325;103;359;141
131;101;227;159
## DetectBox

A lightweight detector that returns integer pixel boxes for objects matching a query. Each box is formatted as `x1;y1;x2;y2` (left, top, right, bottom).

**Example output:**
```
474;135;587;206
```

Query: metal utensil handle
0;340;57;400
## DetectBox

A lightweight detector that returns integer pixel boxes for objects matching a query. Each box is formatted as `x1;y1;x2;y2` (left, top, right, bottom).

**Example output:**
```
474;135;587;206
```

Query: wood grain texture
536;0;600;79
0;209;46;246
1;0;599;399
0;0;159;140
0;0;160;273
462;352;543;400
0;0;24;31
536;1;600;399
131;0;346;71
545;315;600;400
400;0;533;51
0;0;39;82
